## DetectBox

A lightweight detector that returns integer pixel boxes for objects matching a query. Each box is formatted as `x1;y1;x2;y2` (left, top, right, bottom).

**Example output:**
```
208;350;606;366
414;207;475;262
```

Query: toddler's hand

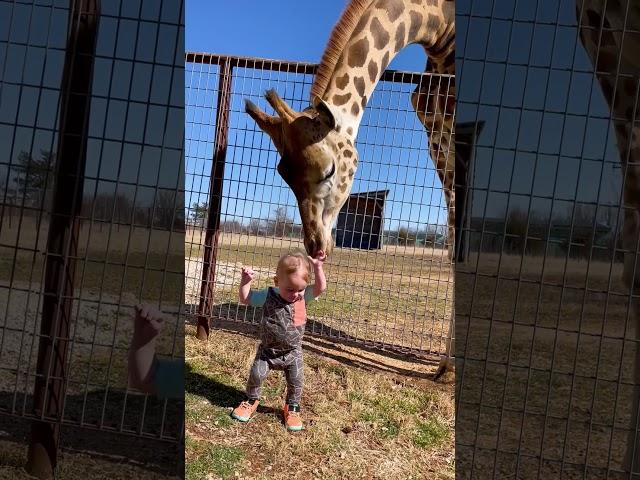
309;250;327;267
240;266;255;284
132;304;164;345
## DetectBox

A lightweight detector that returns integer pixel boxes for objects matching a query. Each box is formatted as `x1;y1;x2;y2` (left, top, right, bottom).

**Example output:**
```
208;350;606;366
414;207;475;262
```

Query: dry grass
0;439;180;480
0;218;184;302
1;217;184;255
0;427;184;480
456;252;638;475
184;324;454;480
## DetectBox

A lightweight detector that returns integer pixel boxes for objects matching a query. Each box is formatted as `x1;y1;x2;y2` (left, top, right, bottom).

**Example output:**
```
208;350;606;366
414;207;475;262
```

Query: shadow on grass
184;362;279;418
185;303;438;382
0;388;184;476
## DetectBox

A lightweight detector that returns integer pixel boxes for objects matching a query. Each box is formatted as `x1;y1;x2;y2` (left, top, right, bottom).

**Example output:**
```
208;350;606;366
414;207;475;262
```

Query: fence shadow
185;302;441;382
0;389;183;476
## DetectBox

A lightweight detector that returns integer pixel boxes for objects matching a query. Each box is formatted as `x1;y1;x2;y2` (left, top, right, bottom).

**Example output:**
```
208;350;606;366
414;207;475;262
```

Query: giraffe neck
312;0;454;138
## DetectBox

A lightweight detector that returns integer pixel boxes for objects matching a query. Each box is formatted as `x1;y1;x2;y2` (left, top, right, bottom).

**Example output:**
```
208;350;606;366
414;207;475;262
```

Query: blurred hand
240;266;255;284
132;303;164;345
309;250;327;268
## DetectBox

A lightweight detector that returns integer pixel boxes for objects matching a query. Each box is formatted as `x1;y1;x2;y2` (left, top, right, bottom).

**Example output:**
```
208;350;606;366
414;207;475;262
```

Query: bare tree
12;149;55;205
269;206;294;237
154;190;178;230
190;201;208;227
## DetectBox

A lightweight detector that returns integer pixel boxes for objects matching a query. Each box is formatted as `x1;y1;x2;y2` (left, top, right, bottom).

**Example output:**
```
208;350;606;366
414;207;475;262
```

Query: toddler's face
274;270;308;303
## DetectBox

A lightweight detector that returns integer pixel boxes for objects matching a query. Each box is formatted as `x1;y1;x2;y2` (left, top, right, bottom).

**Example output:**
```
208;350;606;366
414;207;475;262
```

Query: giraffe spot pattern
336;73;350;89
368;60;378;83
395;22;406;52
348;37;369;68
410;12;425;40
333;93;352;106
344;150;353;158
347;127;353;135
442;52;455;72
371;17;390;49
378;0;404;23
351;103;360;116
362;95;367;109
381;51;390;72
354;76;366;97
352;10;372;38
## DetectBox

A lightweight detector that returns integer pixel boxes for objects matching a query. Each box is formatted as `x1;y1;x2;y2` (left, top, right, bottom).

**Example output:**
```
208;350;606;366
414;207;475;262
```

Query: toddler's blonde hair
276;250;311;283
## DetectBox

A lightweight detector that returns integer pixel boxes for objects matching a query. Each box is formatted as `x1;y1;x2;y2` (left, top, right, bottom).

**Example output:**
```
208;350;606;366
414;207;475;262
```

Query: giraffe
576;0;640;472
245;0;456;377
577;0;640;289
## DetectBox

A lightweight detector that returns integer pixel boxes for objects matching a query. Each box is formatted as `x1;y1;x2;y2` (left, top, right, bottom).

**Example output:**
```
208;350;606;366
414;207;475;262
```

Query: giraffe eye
320;163;335;183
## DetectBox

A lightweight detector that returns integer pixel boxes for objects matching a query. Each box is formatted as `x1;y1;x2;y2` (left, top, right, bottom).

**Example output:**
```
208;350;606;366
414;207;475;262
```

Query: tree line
2;150;184;230
188;203;446;248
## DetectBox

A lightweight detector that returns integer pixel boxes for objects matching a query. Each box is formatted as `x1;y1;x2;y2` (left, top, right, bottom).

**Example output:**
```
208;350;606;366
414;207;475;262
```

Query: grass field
0;217;184;303
185;324;454;480
456;252;637;475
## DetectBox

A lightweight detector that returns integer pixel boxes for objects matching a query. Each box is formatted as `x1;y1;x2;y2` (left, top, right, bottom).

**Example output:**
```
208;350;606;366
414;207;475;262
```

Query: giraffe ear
313;97;338;130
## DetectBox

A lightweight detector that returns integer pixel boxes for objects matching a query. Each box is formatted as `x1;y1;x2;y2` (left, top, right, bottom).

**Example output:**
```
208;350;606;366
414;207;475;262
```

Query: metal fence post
25;1;100;477
196;59;232;340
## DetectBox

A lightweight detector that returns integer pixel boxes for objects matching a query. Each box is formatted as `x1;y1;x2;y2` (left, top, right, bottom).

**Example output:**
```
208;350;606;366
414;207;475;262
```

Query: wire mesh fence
456;0;640;477
184;52;454;357
0;1;185;475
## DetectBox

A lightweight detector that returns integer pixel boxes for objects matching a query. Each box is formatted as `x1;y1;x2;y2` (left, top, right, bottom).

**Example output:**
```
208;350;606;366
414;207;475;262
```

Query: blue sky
186;1;427;71
184;1;445;233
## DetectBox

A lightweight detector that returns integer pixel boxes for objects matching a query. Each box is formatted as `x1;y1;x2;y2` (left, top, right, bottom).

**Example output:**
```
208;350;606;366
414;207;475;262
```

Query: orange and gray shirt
249;286;316;355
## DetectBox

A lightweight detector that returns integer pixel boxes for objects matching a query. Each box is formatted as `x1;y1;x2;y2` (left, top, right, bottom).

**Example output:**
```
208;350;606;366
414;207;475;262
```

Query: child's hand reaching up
129;303;166;394
309;251;327;297
132;303;164;347
239;267;255;304
240;266;255;285
308;250;327;268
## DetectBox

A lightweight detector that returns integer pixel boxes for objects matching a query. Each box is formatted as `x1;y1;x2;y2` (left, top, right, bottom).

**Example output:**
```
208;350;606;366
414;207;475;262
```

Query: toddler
231;250;327;431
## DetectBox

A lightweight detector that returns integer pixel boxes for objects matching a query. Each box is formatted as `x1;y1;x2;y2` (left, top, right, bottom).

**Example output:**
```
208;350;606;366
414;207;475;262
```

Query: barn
335;189;389;250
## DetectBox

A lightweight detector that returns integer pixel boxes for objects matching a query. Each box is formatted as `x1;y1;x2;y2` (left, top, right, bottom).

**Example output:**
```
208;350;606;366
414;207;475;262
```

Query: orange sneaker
231;399;259;422
283;403;303;431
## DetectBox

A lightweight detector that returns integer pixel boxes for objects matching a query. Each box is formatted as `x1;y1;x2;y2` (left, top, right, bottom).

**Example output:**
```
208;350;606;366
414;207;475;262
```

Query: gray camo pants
246;346;304;404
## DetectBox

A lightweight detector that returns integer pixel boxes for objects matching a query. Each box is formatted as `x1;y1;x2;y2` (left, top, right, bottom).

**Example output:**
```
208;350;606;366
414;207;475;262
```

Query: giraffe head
246;89;359;257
